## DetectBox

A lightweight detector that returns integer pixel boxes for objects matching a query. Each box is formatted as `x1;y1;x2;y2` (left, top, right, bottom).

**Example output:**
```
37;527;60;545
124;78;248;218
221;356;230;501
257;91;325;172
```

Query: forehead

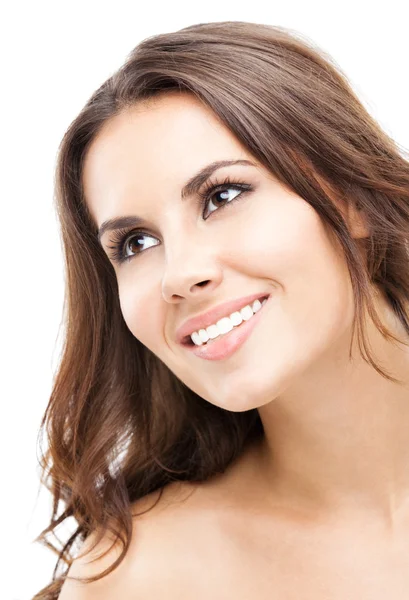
82;92;251;227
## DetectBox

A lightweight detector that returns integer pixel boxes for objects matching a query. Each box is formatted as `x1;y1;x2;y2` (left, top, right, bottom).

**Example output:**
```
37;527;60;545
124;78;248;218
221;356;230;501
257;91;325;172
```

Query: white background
2;1;408;598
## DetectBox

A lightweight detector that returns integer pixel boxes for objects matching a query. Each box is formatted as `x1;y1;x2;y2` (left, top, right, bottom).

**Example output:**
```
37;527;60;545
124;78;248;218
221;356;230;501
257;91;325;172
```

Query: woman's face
83;91;361;411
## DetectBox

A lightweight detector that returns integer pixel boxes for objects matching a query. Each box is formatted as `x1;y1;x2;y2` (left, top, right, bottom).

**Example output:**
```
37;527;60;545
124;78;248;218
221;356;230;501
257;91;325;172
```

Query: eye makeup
105;175;254;265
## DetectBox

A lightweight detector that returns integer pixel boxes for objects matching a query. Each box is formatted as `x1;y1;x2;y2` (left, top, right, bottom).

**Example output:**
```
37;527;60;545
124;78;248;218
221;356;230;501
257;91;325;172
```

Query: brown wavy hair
33;20;409;599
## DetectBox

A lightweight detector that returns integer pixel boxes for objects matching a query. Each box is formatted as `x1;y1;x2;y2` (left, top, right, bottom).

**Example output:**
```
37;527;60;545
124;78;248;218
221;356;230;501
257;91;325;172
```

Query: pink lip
176;292;270;345
186;294;271;361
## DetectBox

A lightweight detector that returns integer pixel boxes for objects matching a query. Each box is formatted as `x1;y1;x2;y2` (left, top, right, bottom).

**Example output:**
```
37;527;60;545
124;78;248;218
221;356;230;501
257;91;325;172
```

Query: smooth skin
60;91;409;598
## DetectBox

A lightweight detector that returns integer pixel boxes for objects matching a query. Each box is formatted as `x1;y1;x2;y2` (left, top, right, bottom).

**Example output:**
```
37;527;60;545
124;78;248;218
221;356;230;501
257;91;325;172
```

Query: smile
189;297;268;346
183;294;271;361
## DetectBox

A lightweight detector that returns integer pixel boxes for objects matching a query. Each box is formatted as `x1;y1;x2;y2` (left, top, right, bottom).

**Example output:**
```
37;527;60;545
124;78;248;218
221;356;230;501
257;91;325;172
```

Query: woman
34;21;409;599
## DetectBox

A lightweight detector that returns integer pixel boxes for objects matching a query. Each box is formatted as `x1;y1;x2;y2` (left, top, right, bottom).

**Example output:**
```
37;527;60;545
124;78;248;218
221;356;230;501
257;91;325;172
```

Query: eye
106;228;159;264
105;175;254;265
199;175;253;220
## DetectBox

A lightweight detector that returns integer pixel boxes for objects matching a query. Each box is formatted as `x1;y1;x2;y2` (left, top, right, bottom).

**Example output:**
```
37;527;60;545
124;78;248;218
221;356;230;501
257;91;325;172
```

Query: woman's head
34;21;409;599
83;90;370;413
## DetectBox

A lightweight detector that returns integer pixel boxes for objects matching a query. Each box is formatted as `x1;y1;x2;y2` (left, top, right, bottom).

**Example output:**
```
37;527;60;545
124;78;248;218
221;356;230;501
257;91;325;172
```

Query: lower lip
183;295;271;361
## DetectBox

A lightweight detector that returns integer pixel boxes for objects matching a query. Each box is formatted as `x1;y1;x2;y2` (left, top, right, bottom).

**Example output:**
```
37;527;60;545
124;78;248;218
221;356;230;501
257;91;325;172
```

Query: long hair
33;21;409;599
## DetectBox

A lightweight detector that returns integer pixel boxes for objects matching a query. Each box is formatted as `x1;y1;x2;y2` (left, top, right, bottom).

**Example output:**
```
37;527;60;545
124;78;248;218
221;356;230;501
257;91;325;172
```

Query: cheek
210;213;355;407
270;218;355;385
248;196;353;327
230;192;319;274
118;284;160;349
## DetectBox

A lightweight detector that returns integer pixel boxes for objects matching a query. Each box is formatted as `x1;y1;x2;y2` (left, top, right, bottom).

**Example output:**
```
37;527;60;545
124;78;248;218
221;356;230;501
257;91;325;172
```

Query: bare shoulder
57;482;206;600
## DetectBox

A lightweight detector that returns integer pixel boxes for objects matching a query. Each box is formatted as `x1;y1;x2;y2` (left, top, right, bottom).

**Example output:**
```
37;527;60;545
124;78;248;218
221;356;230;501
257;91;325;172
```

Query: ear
289;151;371;240
323;182;370;240
344;200;370;240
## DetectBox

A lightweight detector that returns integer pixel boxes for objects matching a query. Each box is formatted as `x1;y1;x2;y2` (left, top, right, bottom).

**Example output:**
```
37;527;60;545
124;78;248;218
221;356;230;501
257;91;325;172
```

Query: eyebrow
97;159;256;244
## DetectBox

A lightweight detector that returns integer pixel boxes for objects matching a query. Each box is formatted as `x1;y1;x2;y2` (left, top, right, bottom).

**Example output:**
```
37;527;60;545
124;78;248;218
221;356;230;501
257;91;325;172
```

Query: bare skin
62;442;409;599
62;90;409;598
120;442;409;599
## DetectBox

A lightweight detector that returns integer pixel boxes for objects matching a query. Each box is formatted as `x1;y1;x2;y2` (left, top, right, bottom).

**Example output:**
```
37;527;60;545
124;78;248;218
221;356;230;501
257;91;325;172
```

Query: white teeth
189;297;268;346
216;317;234;335
198;328;210;343
229;311;243;326
206;324;219;339
252;299;262;313
240;305;253;321
191;331;203;345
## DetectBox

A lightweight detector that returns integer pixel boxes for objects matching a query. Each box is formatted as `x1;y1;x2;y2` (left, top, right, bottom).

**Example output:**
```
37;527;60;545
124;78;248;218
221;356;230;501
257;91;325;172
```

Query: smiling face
83;91;363;412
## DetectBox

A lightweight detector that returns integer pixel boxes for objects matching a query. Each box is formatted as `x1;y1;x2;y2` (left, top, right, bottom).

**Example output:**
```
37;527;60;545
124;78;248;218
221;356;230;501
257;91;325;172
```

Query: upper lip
176;292;270;345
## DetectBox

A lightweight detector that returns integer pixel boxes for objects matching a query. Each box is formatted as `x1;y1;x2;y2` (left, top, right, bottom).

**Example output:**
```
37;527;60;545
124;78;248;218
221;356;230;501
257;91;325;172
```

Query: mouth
181;293;270;349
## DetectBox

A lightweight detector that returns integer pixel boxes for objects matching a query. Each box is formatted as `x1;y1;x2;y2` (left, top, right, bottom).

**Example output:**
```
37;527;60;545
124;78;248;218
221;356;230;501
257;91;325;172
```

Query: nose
161;237;222;303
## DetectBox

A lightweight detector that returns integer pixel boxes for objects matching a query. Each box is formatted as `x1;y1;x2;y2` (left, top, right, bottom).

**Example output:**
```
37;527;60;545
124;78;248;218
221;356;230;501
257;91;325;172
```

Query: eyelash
106;175;254;265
